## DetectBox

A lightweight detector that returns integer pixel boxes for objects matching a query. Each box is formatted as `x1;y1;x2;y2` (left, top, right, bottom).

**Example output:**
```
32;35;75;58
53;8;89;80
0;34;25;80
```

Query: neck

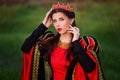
59;33;72;43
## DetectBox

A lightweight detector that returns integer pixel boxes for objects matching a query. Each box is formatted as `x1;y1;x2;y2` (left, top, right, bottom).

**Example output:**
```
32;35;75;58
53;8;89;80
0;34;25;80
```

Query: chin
59;31;67;35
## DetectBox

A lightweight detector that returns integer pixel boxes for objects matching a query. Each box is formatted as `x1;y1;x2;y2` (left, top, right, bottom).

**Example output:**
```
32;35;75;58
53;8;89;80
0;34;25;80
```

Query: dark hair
41;8;77;61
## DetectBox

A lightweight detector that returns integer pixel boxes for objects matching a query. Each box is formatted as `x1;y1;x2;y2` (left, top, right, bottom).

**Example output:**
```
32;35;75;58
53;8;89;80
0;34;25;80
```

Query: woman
21;2;104;80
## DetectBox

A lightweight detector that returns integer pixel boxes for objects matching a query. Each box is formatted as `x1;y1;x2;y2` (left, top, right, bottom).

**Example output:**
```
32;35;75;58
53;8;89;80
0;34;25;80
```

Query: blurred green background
0;0;120;80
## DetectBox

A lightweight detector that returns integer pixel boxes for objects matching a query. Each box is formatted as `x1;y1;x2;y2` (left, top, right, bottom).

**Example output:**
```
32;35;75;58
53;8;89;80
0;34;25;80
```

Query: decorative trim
52;2;73;12
72;63;77;80
44;61;52;80
57;40;71;49
89;37;95;50
32;43;40;80
83;36;89;50
31;31;54;80
89;50;104;80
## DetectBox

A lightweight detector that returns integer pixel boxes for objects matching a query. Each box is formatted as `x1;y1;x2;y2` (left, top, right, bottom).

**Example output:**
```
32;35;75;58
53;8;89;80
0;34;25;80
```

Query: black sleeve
21;23;48;53
72;39;95;73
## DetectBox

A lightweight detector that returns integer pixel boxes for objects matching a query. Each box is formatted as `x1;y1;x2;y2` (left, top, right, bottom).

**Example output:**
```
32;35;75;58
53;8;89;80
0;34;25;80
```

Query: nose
56;22;60;27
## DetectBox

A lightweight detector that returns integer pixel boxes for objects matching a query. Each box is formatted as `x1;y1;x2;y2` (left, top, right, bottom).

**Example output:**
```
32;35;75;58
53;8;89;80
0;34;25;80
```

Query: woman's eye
59;18;64;21
53;20;56;23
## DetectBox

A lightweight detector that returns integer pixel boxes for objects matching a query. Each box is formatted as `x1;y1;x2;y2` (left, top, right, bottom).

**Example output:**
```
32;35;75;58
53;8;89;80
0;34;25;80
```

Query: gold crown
52;2;73;12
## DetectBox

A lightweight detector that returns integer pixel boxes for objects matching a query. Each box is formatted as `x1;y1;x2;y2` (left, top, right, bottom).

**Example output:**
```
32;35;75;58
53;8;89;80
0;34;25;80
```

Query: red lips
57;28;62;32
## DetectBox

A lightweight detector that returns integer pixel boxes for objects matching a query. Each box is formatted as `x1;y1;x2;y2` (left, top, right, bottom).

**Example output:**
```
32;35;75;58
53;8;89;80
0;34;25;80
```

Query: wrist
72;36;80;42
42;22;49;28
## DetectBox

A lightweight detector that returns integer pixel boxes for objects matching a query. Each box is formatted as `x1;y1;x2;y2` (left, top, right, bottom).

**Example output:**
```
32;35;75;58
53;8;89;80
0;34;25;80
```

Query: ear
70;18;75;24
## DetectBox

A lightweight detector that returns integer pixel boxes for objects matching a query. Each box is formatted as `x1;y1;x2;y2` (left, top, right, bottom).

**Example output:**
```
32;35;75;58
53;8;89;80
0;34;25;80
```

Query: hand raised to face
67;25;80;42
42;8;53;28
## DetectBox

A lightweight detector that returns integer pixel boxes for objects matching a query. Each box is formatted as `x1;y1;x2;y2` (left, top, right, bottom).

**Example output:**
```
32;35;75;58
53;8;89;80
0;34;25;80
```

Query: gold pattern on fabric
44;61;52;80
31;31;54;80
32;42;40;80
95;45;99;53
57;40;71;49
89;50;104;80
72;63;78;80
41;32;53;40
88;37;96;51
86;36;90;50
82;37;89;49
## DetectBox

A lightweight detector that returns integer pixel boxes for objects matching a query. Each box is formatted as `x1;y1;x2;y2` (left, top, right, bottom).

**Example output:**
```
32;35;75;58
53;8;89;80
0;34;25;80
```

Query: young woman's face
52;12;74;35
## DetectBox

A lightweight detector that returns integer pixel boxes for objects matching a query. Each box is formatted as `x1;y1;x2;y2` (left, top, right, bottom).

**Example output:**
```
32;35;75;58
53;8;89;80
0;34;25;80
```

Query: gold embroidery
89;50;104;80
82;36;89;49
90;37;95;51
42;32;53;40
57;40;71;49
95;45;99;53
32;43;40;80
81;37;86;49
72;63;77;80
87;36;90;50
44;61;52;80
31;31;54;80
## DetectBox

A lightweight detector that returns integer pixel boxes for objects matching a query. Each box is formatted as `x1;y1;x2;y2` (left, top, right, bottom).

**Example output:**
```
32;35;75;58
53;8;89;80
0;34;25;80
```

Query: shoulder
37;31;54;44
80;36;100;54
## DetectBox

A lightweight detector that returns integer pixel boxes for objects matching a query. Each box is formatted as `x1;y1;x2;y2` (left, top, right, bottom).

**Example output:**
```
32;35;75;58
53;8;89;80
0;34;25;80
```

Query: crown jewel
52;2;73;12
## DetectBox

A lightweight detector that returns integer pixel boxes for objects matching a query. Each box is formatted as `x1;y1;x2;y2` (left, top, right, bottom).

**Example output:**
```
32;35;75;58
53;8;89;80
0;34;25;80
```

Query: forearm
72;39;95;73
21;23;48;53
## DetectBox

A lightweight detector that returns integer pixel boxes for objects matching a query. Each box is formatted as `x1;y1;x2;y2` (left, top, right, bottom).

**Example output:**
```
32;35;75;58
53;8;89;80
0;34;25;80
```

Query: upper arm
21;30;54;53
72;36;100;73
80;36;100;55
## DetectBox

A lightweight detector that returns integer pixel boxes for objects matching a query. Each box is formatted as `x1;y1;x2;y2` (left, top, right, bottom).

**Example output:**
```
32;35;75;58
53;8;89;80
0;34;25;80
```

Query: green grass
0;2;120;80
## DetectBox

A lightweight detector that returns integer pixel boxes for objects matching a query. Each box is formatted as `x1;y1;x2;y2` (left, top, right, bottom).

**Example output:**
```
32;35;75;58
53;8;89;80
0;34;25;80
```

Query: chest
51;46;70;67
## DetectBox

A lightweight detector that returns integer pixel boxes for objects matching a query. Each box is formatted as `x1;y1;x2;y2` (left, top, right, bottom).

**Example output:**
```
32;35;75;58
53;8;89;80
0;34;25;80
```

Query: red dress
51;41;71;80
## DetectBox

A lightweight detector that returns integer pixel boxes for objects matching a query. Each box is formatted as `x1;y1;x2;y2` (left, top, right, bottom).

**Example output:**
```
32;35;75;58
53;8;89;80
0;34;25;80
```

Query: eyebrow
53;17;64;20
59;17;64;19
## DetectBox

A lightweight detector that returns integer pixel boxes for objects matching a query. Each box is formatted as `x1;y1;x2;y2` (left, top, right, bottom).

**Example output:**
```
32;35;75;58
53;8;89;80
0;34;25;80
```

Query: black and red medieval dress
21;23;104;80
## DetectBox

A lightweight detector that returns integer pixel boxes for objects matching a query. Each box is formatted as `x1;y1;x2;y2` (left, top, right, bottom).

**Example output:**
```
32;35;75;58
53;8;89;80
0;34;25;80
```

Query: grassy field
0;2;120;80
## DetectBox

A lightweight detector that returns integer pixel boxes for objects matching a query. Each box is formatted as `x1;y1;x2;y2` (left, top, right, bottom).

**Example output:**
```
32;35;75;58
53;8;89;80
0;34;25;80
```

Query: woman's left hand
68;25;80;42
42;8;53;28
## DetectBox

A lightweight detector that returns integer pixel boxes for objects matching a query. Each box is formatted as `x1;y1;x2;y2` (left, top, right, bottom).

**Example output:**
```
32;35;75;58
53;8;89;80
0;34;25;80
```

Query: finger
67;28;75;33
74;27;79;32
69;25;74;29
69;25;75;31
69;25;78;31
69;25;79;32
67;30;74;34
49;8;53;12
68;26;73;31
69;27;77;32
46;8;53;17
47;8;52;14
68;28;74;32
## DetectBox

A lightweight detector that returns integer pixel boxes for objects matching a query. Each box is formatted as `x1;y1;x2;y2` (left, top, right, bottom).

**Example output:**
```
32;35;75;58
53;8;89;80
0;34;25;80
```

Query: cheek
62;20;70;28
61;24;69;31
63;25;69;32
65;22;70;28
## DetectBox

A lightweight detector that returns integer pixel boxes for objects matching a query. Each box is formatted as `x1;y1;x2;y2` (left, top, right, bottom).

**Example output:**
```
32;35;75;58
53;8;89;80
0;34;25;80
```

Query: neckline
57;40;71;49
